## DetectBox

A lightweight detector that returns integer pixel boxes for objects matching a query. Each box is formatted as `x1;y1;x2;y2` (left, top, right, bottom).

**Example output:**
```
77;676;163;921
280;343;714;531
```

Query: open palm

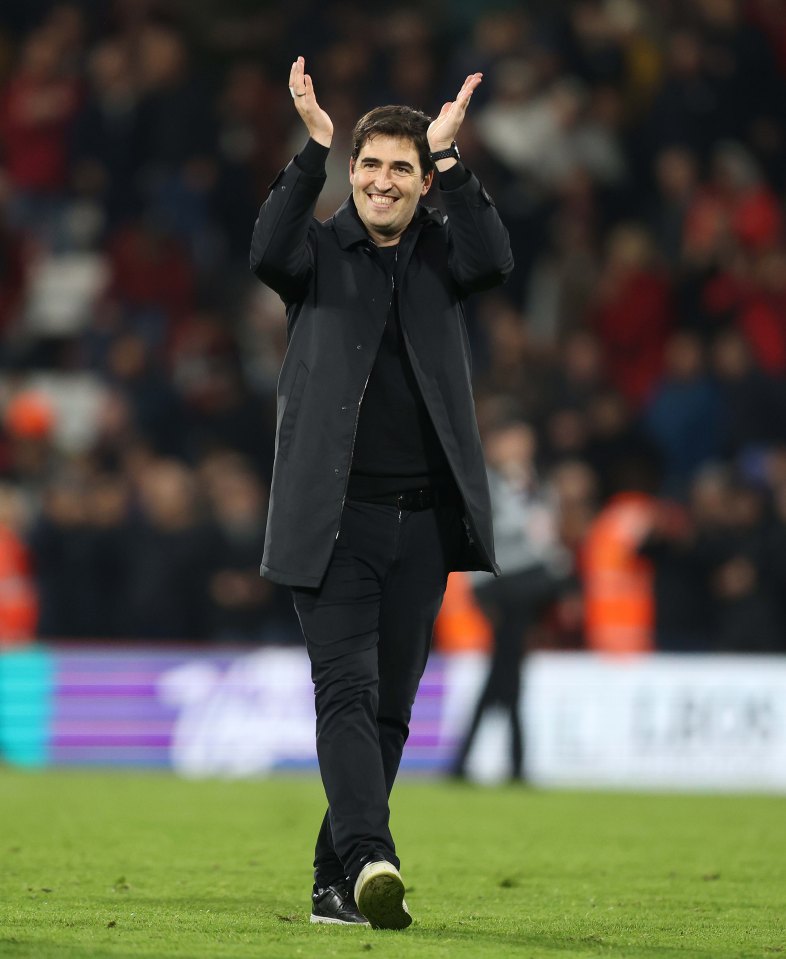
427;73;483;150
289;56;333;147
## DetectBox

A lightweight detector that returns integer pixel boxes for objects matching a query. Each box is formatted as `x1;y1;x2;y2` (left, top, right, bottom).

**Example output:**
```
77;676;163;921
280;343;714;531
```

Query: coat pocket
277;361;308;460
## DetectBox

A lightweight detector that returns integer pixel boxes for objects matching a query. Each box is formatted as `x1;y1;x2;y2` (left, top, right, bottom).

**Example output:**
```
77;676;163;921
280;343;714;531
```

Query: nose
373;167;393;191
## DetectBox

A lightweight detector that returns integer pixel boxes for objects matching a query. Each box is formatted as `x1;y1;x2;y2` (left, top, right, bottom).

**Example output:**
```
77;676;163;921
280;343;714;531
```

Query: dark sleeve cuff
294;138;330;176
438;161;471;191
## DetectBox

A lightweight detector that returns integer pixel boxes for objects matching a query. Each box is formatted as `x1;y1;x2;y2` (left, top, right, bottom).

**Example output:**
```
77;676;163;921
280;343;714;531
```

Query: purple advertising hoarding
1;645;486;775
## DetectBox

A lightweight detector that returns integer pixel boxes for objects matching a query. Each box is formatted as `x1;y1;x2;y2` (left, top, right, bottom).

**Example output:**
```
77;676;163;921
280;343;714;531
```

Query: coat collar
330;195;443;250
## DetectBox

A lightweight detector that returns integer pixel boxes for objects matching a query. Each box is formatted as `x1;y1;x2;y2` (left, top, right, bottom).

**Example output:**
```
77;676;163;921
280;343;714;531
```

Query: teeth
369;195;395;206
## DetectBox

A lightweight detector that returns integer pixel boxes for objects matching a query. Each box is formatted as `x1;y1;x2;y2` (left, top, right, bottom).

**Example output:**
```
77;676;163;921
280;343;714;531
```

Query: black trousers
292;498;461;887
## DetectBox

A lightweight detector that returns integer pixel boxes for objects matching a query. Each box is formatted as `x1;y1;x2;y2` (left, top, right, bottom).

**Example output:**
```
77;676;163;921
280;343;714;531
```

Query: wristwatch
429;141;460;163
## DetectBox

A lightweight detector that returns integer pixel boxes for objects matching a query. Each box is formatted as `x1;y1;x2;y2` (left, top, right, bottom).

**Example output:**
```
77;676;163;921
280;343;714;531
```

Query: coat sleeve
249;152;327;303
440;169;514;293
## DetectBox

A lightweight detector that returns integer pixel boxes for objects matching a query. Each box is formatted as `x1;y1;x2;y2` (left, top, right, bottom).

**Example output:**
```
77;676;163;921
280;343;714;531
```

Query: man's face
350;135;433;246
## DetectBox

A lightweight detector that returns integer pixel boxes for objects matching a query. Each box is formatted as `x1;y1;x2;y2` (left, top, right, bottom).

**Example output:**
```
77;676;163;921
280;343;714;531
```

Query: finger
457;74;474;95
458;72;482;99
304;74;314;99
289;57;306;98
458;74;482;104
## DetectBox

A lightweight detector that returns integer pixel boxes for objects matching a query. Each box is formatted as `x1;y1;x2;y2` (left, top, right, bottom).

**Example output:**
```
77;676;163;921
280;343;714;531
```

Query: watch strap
429;142;460;163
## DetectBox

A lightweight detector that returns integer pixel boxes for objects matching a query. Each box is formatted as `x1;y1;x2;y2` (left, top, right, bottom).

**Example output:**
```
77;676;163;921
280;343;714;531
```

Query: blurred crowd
0;0;785;653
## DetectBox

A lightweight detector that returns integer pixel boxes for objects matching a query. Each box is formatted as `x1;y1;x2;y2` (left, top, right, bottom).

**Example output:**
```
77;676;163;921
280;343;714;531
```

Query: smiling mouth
367;194;398;209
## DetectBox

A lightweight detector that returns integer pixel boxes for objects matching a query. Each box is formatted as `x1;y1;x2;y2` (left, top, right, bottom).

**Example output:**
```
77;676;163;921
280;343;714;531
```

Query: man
452;419;571;781
250;56;513;929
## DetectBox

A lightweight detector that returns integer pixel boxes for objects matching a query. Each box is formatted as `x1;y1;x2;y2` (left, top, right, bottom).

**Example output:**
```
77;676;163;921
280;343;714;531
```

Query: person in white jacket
452;418;571;780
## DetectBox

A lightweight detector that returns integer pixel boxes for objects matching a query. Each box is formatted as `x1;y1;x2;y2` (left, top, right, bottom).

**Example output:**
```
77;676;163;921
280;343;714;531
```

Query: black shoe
310;880;370;925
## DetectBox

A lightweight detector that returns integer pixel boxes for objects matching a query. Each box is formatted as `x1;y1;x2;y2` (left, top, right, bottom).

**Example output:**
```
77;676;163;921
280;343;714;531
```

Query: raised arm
249;57;333;302
429;74;514;292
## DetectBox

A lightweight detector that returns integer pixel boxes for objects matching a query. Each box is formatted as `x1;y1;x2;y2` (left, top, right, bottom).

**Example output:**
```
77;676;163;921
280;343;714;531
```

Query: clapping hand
427;73;483;152
288;56;333;148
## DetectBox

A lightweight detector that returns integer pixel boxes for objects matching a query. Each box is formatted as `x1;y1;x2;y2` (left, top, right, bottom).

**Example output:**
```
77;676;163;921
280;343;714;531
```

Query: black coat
250;155;514;587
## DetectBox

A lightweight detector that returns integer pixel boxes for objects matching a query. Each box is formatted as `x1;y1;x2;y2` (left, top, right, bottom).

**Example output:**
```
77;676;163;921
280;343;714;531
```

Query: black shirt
348;242;451;499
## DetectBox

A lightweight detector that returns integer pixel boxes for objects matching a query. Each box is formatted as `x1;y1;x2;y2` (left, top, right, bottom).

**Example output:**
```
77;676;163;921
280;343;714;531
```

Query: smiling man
250;57;513;930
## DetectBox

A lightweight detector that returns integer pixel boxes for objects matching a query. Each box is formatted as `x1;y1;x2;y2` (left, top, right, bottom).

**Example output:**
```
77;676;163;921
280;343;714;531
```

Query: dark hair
351;105;433;177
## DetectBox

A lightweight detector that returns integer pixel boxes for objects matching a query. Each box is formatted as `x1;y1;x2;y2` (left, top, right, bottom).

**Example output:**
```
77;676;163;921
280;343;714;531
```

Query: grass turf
0;770;784;958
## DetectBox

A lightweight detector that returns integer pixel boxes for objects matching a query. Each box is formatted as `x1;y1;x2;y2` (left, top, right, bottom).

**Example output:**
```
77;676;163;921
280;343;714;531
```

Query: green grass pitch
1;770;784;958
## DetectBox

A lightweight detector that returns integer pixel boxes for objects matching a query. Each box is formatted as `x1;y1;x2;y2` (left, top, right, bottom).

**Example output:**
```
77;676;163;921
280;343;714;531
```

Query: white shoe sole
310;913;369;926
353;861;412;930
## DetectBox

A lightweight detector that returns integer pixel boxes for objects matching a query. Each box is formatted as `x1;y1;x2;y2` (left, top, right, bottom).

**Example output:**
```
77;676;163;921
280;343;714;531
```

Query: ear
421;170;434;196
349;156;356;185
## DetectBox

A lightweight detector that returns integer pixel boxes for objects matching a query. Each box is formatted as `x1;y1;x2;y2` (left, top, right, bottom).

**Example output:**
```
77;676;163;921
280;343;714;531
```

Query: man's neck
368;229;403;248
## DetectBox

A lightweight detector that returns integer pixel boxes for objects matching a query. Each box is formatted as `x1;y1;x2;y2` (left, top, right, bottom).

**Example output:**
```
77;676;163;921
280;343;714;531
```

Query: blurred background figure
1;389;59;511
0;481;37;646
691;470;786;654
0;0;785;650
451;419;571;781
124;458;210;640
202;456;298;645
581;454;660;655
0;25;81;248
643;330;722;496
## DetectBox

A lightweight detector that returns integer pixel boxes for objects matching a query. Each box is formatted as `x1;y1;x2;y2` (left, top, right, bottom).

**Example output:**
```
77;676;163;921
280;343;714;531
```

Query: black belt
349;486;458;511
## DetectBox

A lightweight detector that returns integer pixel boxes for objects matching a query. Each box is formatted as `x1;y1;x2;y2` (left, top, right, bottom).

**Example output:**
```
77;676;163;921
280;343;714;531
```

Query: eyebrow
360;156;416;171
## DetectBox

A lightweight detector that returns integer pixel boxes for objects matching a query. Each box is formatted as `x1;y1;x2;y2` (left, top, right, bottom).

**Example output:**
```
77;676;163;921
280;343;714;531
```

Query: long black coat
250;155;513;587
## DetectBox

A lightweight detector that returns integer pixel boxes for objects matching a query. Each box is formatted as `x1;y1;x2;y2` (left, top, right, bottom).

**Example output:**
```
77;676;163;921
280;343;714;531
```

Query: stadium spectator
136;23;217;264
643;330;723;494
711;327;786;457
212;62;290;260
203;461;298;644
0;481;37;645
30;467;130;639
124;458;211;640
586;223;675;408
1;390;59;512
692;471;786;653
29;473;94;638
581;456;660;654
106;217;195;339
0;213;25;340
104;332;188;458
647;145;700;268
526;210;602;345
583;387;661;501
637;497;712;652
638;28;722;164
0;0;785;653
0;26;81;245
71;38;147;229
